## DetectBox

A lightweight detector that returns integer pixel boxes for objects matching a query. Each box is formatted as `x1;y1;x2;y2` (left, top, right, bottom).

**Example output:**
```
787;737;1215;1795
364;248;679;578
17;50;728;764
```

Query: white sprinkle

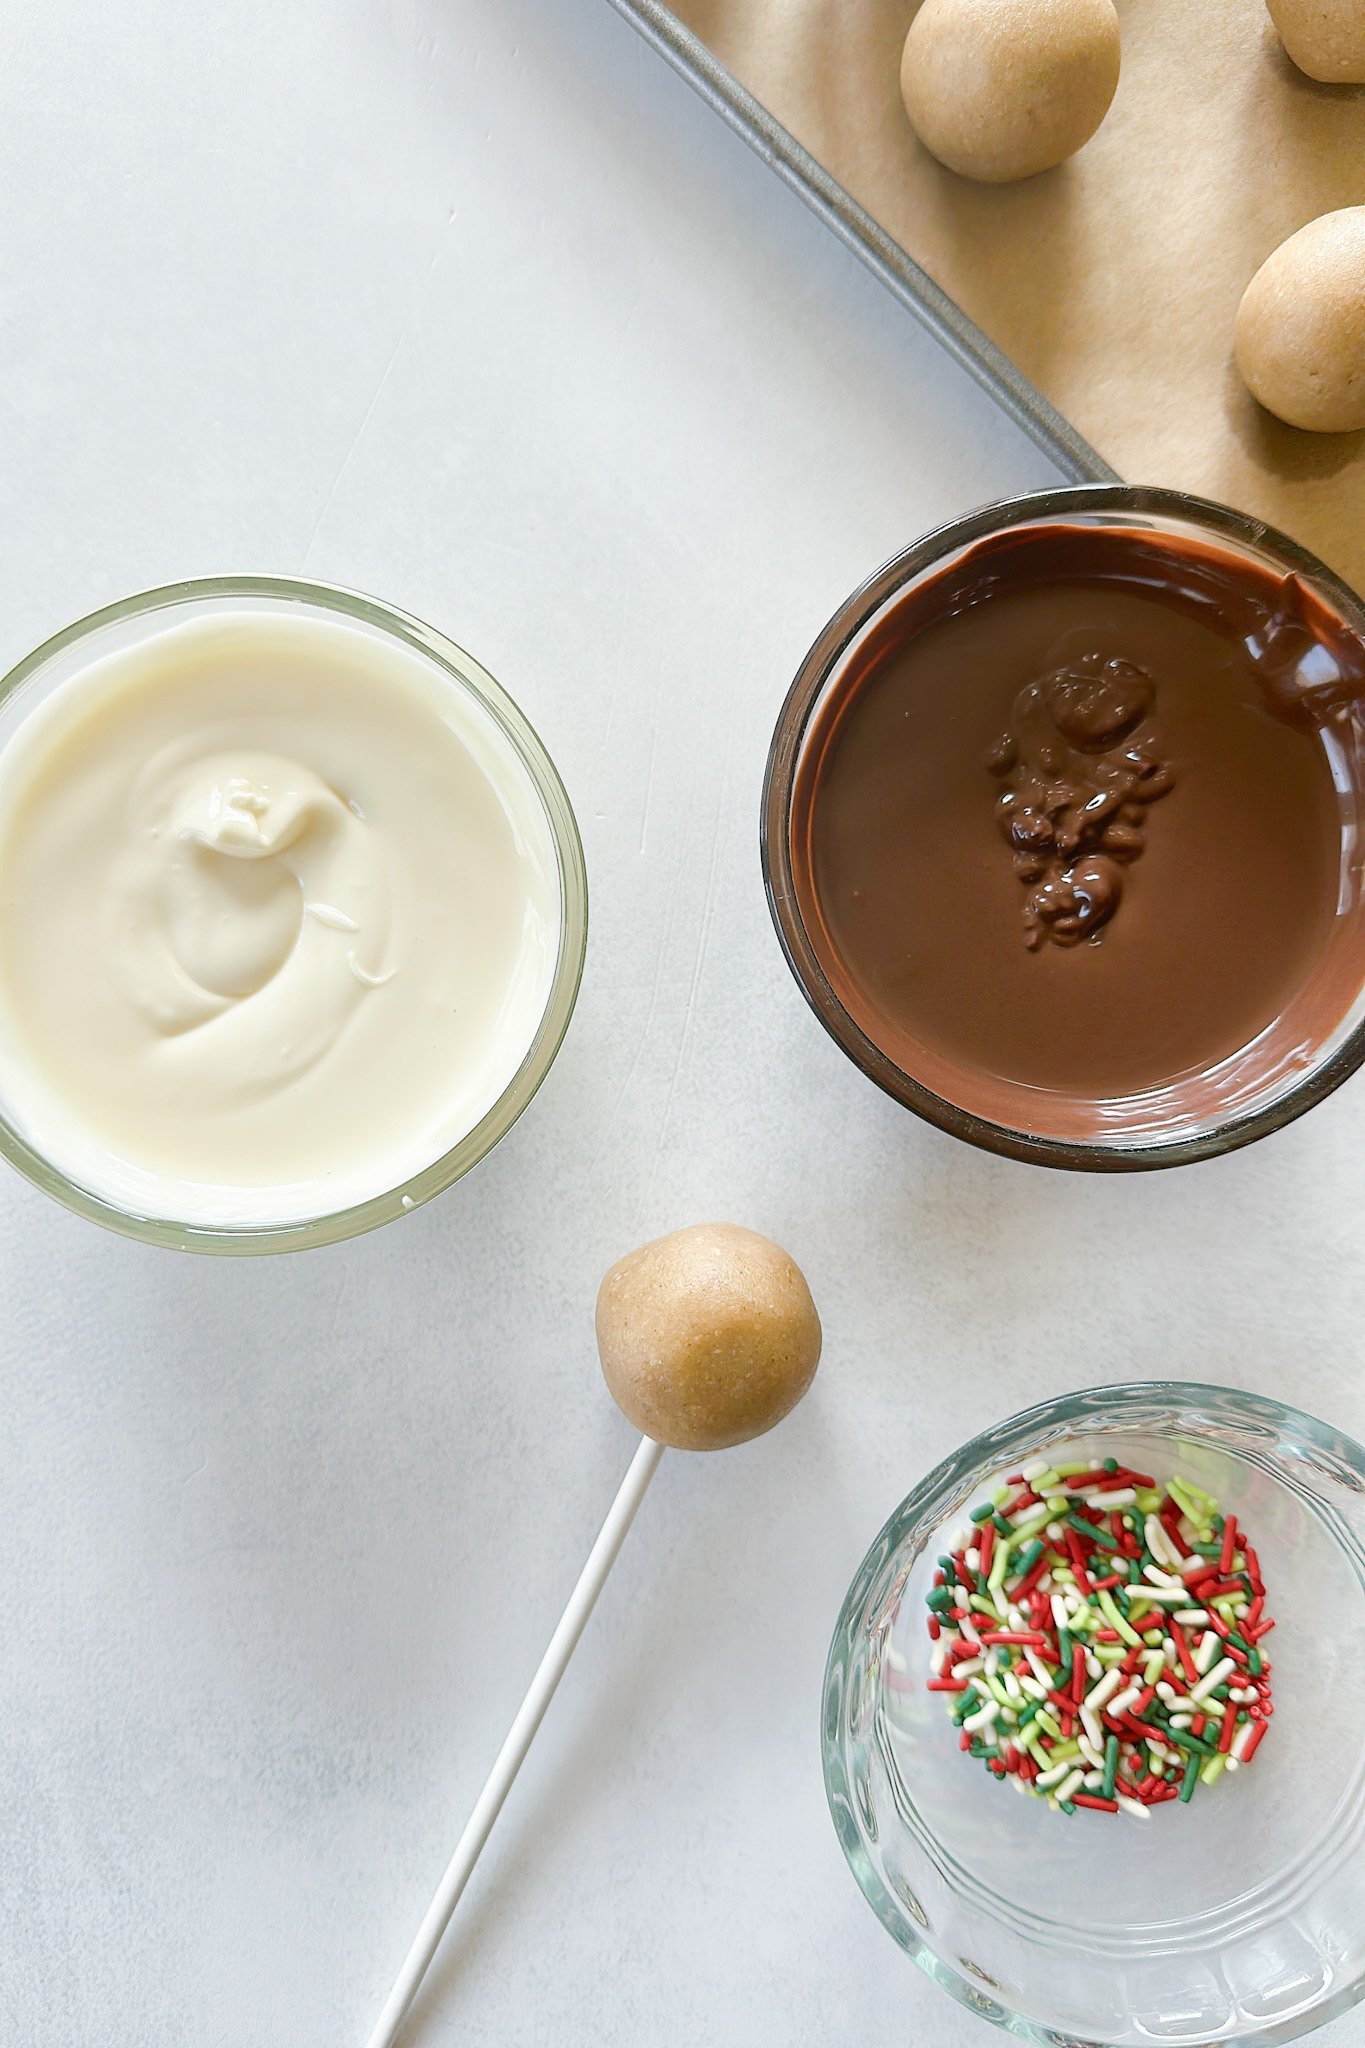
1169;1713;1192;1730
1128;1586;1189;1605
965;1547;981;1574
1079;1734;1105;1770
1145;1515;1180;1568
1107;1685;1140;1719
1086;1668;1122;1712
1035;1760;1071;1790
1025;1649;1055;1690
985;1649;1001;1677
930;1642;949;1676
1172;1607;1209;1626
1054;1768;1085;1804
1050;1594;1069;1631
962;1700;1000;1732
1083;1767;1105;1788
1081;1707;1104;1751
1156;1681;1176;1701
954;1657;983;1680
1002;1672;1024;1702
1189;1657;1236;1704
1116;1793;1152;1820
1022;1457;1051;1481
1089;1486;1136;1508
1143;1564;1182;1588
1194;1631;1220;1674
1232;1720;1257;1762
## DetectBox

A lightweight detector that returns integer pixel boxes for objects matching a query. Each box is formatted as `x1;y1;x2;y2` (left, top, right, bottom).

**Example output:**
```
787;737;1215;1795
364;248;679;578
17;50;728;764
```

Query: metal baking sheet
606;0;1117;488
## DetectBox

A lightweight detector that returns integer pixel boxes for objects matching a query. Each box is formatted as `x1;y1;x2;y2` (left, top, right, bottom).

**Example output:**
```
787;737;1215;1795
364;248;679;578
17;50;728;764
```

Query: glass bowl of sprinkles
823;1382;1365;2048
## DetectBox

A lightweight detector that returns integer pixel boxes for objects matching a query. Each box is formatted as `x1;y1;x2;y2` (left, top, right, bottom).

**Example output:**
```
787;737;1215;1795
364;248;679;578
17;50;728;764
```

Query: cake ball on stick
364;1224;820;2048
598;1222;822;1450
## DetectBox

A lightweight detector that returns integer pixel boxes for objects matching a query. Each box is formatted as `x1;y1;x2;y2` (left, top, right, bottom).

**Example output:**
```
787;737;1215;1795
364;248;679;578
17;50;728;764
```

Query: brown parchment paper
673;0;1365;592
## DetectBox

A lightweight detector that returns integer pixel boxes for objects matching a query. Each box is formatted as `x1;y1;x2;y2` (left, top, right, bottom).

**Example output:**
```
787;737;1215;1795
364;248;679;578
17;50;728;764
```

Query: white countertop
1;1;1362;2043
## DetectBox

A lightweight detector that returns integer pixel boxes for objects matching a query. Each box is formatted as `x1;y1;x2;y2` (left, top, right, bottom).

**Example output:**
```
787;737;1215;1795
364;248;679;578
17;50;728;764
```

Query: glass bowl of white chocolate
0;577;587;1252
823;1381;1365;2047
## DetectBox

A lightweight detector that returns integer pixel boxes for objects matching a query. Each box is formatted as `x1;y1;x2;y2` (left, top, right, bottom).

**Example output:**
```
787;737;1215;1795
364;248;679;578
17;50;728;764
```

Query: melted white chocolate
0;609;561;1224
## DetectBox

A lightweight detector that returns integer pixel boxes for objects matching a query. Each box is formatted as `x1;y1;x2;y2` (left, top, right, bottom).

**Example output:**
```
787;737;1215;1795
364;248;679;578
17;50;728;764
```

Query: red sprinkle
1072;1793;1119;1812
1220;1514;1237;1576
1169;1619;1200;1688
978;1520;995;1575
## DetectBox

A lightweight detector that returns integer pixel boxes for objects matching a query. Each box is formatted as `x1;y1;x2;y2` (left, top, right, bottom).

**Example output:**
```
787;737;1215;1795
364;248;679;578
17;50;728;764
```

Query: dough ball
1265;0;1365;83
1235;209;1365;433
900;0;1121;184
596;1223;821;1452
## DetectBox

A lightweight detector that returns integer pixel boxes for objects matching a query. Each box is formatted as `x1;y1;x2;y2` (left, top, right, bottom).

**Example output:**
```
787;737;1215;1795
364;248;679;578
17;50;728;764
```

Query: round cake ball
596;1223;821;1452
899;0;1121;185
1235;210;1365;433
1266;0;1365;83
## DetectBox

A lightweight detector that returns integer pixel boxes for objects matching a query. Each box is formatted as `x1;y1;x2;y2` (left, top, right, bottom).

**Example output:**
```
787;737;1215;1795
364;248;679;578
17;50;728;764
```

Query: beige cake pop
1265;0;1365;83
596;1222;821;1452
899;0;1121;185
1235;210;1365;434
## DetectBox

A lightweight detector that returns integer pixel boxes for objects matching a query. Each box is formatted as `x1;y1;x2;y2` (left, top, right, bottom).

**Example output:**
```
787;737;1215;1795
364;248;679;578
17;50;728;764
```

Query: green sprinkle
1164;1726;1217;1757
1066;1513;1121;1552
1248;1648;1263;1676
1058;1799;1077;1814
1014;1538;1045;1577
1200;1753;1227;1788
1102;1734;1119;1800
1179;1755;1200;1803
1016;1700;1041;1729
970;1502;995;1524
1096;1590;1143;1647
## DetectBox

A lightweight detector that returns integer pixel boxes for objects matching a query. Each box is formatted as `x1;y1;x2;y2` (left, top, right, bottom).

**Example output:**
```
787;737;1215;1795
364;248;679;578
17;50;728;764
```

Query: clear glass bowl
762;485;1365;1170
0;577;588;1254
823;1382;1365;2047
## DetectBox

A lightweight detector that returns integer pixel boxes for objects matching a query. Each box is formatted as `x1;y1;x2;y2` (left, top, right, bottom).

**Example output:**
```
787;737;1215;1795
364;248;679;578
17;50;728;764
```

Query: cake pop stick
364;1223;821;2048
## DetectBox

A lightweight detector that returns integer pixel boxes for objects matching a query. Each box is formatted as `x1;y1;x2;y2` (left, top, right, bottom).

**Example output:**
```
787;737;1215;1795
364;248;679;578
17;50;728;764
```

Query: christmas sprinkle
926;1458;1273;1816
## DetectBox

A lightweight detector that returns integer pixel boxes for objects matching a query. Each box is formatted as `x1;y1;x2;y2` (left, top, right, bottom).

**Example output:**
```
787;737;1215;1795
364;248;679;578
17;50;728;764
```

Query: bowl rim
821;1378;1365;2048
760;482;1365;1172
0;573;589;1254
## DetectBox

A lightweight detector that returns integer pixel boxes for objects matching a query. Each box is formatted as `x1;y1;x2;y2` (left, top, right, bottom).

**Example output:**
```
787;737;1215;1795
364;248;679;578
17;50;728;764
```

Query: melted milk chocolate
792;524;1365;1114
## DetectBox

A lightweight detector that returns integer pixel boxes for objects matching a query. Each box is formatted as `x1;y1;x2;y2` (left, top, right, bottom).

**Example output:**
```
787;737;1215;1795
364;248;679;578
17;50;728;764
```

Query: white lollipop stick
364;1434;665;2048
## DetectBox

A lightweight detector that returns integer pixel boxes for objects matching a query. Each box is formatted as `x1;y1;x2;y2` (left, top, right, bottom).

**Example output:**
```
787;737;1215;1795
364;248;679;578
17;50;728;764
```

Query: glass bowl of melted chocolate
763;486;1365;1168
